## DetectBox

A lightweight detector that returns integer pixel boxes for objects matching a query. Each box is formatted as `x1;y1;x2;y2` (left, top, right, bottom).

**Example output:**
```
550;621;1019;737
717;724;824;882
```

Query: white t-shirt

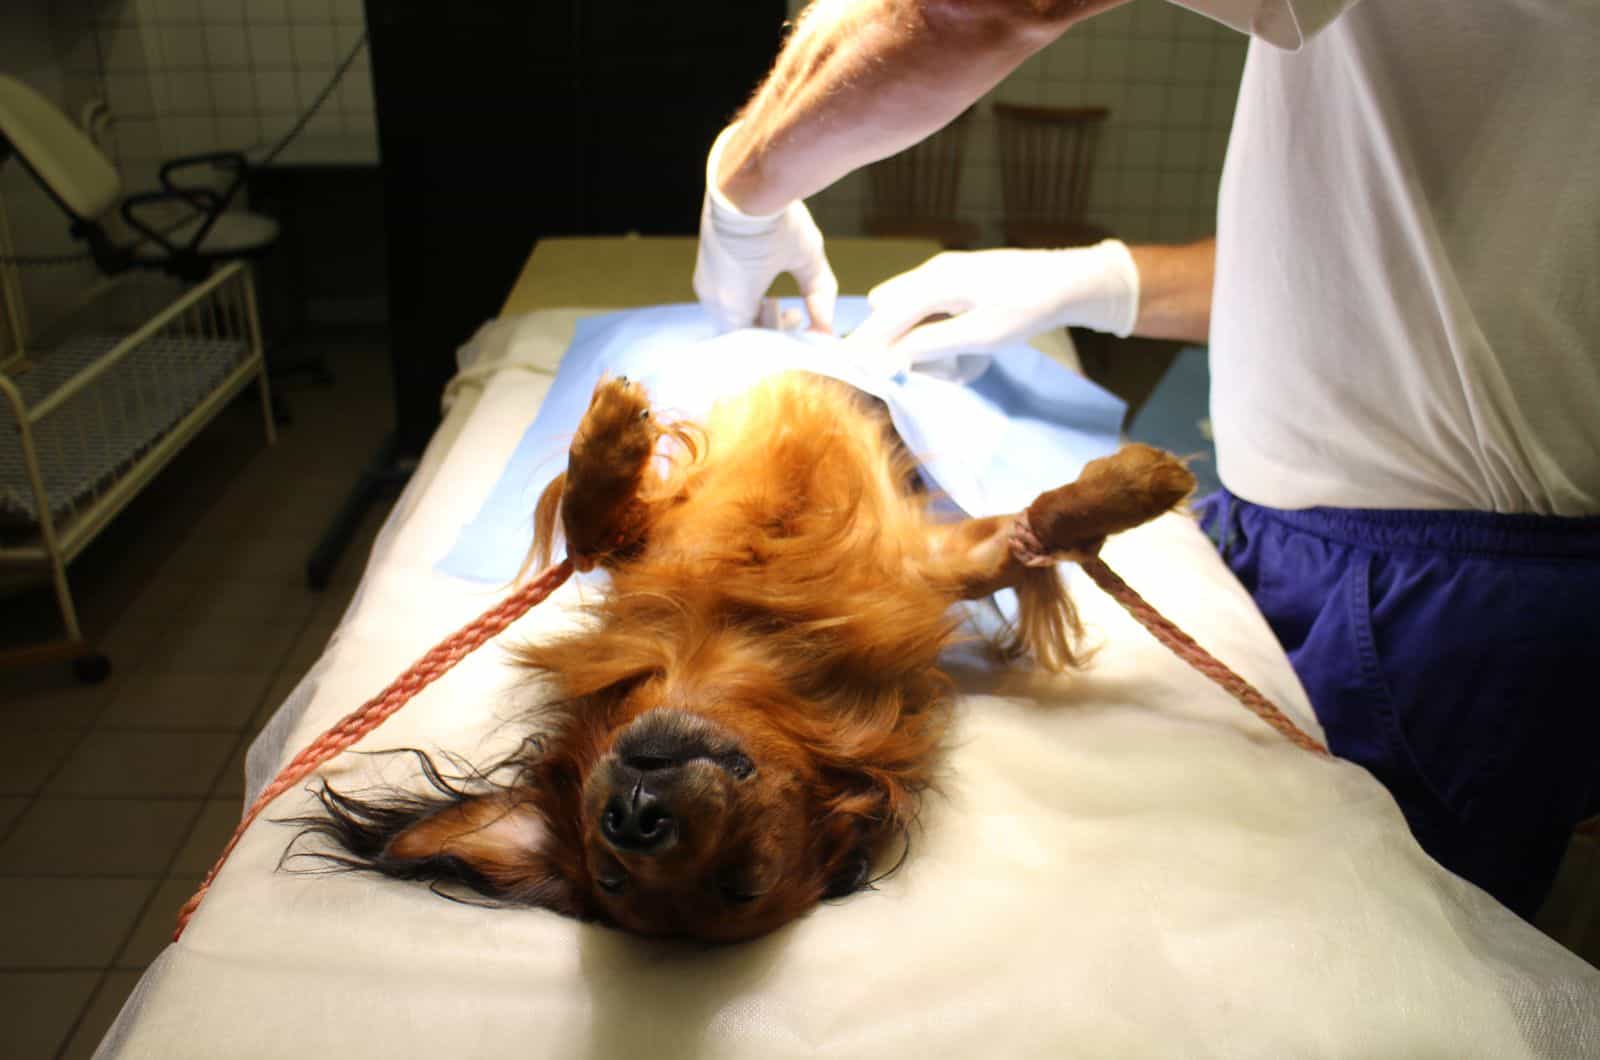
1181;0;1600;515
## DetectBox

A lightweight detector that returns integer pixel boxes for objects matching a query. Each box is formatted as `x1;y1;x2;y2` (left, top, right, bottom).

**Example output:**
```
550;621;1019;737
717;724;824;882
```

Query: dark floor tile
181;577;321;626
171;799;243;878
98;670;277;731
133;617;304;677
0;670;116;730
0;877;155;967
0;797;27;841
0;727;85;795
213;740;249;800
46;731;236;798
114;878;195;971
0;971;103;1060
0;799;201;877
62;969;146;1060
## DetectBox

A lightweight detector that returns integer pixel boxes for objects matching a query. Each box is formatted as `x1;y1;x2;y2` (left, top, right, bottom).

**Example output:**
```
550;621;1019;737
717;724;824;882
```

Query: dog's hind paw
562;376;661;570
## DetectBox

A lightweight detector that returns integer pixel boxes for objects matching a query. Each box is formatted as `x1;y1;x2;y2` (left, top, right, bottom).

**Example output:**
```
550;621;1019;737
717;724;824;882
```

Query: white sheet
97;311;1600;1059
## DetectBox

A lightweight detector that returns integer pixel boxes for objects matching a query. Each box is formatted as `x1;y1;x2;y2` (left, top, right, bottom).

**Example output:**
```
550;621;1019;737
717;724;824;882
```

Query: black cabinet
365;0;787;457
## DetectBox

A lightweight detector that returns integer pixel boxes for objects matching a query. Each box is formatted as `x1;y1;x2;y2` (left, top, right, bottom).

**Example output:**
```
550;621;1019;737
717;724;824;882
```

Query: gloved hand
693;123;839;334
843;241;1141;376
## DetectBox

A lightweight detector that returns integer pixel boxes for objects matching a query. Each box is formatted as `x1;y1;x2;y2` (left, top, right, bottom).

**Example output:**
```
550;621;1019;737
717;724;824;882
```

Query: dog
294;371;1192;942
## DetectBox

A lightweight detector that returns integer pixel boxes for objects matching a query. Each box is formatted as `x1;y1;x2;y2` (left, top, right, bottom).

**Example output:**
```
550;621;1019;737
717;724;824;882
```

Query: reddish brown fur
317;372;1192;943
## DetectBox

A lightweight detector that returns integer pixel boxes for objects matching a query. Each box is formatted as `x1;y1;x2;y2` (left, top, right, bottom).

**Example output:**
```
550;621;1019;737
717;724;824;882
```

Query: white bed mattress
97;311;1600;1059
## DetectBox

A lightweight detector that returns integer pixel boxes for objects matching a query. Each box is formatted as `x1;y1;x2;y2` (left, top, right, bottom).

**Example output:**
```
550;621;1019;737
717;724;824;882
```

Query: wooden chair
863;108;980;249
993;102;1111;249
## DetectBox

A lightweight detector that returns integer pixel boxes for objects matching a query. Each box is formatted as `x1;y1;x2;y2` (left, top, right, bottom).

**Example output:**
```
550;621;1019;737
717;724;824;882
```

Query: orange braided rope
173;558;574;940
1077;555;1329;756
174;523;1326;940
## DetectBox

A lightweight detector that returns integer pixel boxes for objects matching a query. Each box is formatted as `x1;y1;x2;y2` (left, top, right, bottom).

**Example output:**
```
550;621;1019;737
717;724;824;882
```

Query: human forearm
718;0;1130;214
1127;238;1214;344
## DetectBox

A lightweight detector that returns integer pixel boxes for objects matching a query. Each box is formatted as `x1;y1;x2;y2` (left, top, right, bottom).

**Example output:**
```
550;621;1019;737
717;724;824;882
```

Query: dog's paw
563;376;659;569
1023;444;1194;559
576;375;655;465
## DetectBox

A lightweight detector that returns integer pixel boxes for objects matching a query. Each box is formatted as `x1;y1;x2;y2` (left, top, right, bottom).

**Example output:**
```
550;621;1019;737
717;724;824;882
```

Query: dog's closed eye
715;869;762;906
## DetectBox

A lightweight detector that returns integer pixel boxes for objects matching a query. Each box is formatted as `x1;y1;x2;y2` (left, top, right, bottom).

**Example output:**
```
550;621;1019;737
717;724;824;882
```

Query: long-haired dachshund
294;371;1192;942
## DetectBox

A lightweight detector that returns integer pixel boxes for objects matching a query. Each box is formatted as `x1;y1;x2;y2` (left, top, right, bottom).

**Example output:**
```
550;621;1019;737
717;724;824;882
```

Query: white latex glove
843;241;1141;376
693;123;839;334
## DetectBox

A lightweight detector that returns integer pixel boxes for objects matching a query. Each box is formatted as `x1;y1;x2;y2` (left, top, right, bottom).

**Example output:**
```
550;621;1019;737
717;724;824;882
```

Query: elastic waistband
1215;490;1600;559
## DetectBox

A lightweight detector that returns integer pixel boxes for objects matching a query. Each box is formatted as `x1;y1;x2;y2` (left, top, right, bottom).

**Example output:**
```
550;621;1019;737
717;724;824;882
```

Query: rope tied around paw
1010;515;1328;756
173;558;575;940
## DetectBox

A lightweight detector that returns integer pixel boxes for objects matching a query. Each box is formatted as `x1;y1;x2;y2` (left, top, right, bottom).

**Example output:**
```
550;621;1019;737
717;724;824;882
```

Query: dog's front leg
537;376;662;572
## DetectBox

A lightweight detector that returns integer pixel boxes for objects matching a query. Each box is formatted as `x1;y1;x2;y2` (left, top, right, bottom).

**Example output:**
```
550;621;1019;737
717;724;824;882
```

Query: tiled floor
0;336;398;1058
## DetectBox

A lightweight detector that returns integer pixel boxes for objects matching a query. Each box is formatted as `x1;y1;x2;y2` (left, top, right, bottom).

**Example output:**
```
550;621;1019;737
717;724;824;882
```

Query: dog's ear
814;777;914;901
385;793;585;916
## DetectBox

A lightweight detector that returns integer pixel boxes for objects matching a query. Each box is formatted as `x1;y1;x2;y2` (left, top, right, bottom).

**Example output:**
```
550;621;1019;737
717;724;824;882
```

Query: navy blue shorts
1195;490;1600;918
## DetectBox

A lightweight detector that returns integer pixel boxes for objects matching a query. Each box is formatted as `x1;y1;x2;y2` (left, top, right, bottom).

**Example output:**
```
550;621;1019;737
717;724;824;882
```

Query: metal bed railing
0;261;275;680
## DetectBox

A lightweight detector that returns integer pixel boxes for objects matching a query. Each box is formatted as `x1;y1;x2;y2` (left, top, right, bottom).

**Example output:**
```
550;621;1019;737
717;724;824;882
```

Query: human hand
843;241;1140;375
693;124;839;335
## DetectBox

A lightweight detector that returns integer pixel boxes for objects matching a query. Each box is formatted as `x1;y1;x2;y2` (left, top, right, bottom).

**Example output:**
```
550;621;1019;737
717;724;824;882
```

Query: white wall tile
203;23;250;67
1171;40;1215;82
198;0;246;22
105;71;155;115
161;25;208;68
288;0;331;21
343;112;374;139
1117;170;1160;209
59;24;103;73
1085;36;1131;82
332;20;365;56
1122;126;1162;168
165;71;213;114
166;114;219;155
252;70;297;113
150;0;203;21
249;25;293;67
95;0;144;30
305;108;342;137
1166;82;1209;126
1126;34;1176;79
1136;0;1184;36
1043;36;1089;80
112;117;166;163
335;67;373;117
292;23;337;67
332;0;364;23
1124;82;1166;122
101;23;151;72
209;70;256;114
249;0;291;23
295;68;335;110
1158;168;1201;210
215;113;261;150
1164;128;1211;170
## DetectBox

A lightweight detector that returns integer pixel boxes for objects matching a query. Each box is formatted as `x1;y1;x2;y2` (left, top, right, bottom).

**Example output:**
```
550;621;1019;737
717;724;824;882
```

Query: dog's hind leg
532;376;669;573
925;444;1195;669
1017;444;1195;562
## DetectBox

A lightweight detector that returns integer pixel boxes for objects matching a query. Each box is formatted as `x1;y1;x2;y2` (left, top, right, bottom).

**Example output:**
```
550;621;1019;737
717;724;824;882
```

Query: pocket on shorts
1343;554;1461;829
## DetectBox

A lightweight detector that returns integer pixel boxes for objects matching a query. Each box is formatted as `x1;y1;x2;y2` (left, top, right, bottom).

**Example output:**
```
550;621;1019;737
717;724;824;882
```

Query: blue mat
437;299;1127;584
1126;345;1220;498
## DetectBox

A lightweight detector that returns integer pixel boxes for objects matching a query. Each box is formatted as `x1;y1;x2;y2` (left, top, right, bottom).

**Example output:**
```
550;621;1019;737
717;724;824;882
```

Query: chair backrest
863;107;979;248
0;74;121;222
993;102;1110;248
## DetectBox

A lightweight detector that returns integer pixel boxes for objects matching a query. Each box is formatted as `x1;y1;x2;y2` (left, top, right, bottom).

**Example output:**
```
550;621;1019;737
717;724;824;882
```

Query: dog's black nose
601;783;677;854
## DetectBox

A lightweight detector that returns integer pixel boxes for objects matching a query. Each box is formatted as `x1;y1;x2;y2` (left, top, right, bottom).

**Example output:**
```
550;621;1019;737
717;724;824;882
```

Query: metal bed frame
0;256;275;681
